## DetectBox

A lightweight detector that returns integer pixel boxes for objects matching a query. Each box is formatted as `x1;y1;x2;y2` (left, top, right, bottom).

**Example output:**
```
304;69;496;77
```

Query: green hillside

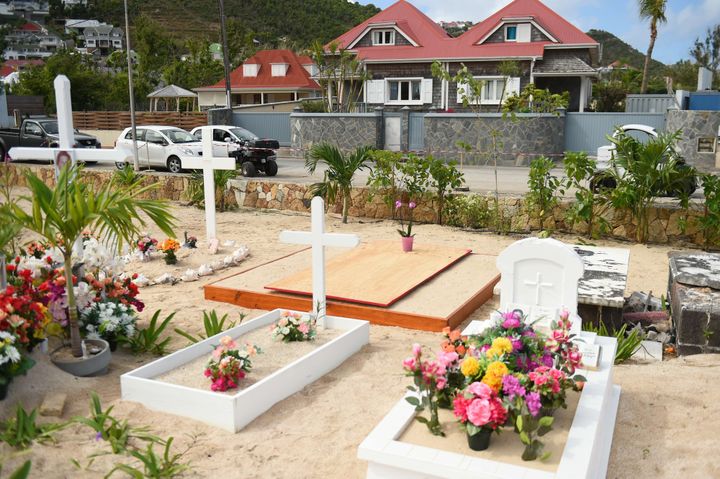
89;0;380;49
586;29;666;74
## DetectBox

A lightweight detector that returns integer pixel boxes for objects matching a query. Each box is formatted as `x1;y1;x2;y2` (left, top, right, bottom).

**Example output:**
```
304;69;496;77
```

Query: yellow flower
485;347;500;359
482;361;509;392
492;337;513;355
460;356;480;377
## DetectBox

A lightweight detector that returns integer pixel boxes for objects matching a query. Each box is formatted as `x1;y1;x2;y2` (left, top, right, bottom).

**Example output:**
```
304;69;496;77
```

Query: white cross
279;197;360;328
8;75;132;175
8;75;133;258
179;127;235;241
524;272;554;305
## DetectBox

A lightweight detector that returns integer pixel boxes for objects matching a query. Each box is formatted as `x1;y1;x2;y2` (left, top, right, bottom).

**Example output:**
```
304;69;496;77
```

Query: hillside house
3;22;64;60
329;0;599;112
83;25;124;54
194;49;321;110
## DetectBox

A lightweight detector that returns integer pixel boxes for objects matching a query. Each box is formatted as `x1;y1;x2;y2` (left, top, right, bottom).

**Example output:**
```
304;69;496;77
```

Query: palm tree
639;0;667;93
6;164;176;357
305;143;372;223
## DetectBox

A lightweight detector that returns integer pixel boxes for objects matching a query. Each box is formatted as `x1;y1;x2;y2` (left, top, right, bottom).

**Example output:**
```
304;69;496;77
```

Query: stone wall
423;113;565;166
666;110;720;172
290;113;379;154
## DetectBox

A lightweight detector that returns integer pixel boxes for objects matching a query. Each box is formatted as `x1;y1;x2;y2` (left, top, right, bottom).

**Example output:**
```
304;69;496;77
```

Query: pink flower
436;376;447;390
298;322;310;334
437;350;459;367
467;381;492;399
559;309;570;321
402;357;417;371
278;318;288;327
467;398;492;427
219;335;237;349
395;200;402;209
453;395;472;422
408;201;416;209
412;343;421;357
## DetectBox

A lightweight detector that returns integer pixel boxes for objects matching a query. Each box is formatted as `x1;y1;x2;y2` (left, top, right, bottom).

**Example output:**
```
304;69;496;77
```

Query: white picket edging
121;309;369;432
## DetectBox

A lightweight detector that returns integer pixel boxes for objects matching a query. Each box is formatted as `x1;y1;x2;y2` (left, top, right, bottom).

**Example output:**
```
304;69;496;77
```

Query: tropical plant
397;154;431;201
563;152;612;238
428;157;465;225
608;130;696;243
174;310;244;344
124;310;176;356
106;437;191;479
366;149;403;218
696;173;720;250
186;168;237;212
73;393;162;455
0;461;31;479
583;321;644;364
4;164;176;357
443;194;493;230
306;143;373;223
525;156;564;231
502;83;569;114
310;41;369;112
113;164;144;188
0;405;67;449
638;0;668;93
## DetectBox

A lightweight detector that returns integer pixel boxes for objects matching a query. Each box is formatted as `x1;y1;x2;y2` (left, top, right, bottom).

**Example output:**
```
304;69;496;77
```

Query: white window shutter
456;81;468;103
517;24;531;43
365;80;385;104
504;77;521;99
422;79;433;104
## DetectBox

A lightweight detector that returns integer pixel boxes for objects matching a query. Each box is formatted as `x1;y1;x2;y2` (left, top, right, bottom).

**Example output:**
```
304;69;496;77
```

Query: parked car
0;117;101;162
592;124;697;197
190;125;279;177
115;126;205;173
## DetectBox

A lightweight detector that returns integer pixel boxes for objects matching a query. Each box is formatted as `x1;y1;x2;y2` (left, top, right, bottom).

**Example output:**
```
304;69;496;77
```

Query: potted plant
453;381;507;451
0;330;35;400
396;200;417;252
158;238;180;265
5;164;175;376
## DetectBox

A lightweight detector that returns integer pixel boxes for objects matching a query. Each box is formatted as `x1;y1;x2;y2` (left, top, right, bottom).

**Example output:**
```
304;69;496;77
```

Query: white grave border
358;335;621;479
121;308;369;432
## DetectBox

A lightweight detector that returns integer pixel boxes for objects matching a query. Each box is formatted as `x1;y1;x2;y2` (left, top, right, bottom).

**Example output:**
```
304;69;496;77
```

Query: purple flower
409;201;416;209
525;392;542;417
502;317;521;329
541;353;554;368
502;374;526;400
511;338;523;352
94;431;103;441
522;330;537;338
395;200;402;209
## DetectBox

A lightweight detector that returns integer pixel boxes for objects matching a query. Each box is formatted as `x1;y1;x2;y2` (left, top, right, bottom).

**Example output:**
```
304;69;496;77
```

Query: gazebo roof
147;84;197;99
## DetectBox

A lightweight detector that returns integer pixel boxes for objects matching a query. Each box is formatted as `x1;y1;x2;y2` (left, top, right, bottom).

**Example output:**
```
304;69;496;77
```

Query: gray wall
232;112;292;146
424;113;565;166
290;113;378;154
564;112;666;153
666;110;720;172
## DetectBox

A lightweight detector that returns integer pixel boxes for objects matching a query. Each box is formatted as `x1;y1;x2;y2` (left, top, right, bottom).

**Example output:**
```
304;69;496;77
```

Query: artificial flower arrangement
395;200;417;238
136;234;158;257
204;335;260;392
402;343;453;436
401;309;586;461
0;330;35;399
158;238;180;265
271;310;317;342
79;302;136;350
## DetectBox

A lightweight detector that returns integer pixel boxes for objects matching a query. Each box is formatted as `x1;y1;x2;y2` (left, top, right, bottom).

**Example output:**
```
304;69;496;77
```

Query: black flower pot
467;428;492;451
0;380;10;400
107;338;118;352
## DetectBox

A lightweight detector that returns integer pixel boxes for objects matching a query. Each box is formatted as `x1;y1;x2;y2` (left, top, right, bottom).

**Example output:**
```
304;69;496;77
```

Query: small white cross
524;272;554;305
179;126;235;241
279;197;360;328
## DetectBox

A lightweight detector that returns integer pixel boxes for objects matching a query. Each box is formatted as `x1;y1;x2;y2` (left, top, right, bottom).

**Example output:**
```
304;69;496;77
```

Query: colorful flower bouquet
271;310;317;342
79;302;137;349
0;330;35;399
402;309;586;460
158;238;180;265
204;336;260;392
136;235;158;258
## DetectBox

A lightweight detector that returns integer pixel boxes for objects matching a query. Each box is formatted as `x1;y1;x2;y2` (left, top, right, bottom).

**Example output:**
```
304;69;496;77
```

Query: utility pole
123;0;139;170
219;0;233;110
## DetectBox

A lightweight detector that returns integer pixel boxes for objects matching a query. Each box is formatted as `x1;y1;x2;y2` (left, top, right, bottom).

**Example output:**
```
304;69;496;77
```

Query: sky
358;0;720;64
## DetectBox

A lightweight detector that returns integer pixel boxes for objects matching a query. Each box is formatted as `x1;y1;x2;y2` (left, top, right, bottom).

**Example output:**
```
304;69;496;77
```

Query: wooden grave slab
265;241;473;307
205;246;499;332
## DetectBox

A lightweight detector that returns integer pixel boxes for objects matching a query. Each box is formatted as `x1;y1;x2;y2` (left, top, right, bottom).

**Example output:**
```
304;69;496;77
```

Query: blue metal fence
564;112;666;154
231;112;291;146
408;112;425;151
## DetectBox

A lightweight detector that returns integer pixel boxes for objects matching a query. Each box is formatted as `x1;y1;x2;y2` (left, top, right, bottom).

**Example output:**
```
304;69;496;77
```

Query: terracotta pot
401;236;414;252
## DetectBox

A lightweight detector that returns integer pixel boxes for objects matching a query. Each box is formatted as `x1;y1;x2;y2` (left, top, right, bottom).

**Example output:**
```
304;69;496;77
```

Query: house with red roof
329;0;599;112
194;49;321;110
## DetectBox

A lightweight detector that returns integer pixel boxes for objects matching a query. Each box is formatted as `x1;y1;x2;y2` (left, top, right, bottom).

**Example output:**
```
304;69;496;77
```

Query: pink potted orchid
395;200;417;252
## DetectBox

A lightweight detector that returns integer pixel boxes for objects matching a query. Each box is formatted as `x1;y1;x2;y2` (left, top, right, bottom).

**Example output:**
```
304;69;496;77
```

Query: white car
115;126;205;173
596;124;658;171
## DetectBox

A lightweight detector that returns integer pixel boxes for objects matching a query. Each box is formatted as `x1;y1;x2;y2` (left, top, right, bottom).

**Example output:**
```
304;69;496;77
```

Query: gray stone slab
574;245;630;309
669;252;720;290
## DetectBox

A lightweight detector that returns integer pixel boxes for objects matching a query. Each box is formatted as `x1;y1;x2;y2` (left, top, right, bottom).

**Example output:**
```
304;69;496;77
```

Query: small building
3;22;64;60
83;25;124;54
147;84;198;112
194;49;322;110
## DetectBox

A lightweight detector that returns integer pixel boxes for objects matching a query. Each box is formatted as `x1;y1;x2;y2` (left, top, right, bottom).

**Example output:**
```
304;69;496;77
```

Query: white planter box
358;336;621;479
121;309;369;432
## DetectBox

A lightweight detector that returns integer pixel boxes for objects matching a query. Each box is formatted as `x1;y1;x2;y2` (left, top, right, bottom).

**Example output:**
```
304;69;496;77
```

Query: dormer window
303;64;318;76
372;29;395;46
505;25;517;41
243;63;259;77
271;63;289;77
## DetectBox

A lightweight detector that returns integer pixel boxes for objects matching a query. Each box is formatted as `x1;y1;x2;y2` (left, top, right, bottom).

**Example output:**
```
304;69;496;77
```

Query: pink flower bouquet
204;336;259;392
271;310;316;342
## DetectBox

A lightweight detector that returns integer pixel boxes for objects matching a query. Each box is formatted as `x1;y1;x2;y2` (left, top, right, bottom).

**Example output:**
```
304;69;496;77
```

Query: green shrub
186;169;237;212
526;156;564;230
428;156;465;225
0;405;67;449
366;149;403;218
583;321;644;364
106;437;191;479
174;310;244;344
124;310;175;356
563;152;611;238
697;173;720;249
443;194;493;229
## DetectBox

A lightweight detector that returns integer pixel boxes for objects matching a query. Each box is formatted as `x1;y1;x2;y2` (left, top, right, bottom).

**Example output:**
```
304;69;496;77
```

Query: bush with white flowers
79;302;137;344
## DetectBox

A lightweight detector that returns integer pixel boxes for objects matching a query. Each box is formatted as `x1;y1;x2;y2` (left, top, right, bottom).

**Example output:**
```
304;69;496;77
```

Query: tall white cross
524;272;554;305
279;197;360;328
179;126;235;241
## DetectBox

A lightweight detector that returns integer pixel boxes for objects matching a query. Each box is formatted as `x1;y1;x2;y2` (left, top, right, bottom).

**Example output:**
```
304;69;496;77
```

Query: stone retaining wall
666;110;720;172
290;113;379;154
424;113;566;167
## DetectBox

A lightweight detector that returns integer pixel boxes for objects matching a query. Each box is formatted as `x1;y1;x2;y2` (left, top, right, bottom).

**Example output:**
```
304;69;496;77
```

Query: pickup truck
0;118;101;161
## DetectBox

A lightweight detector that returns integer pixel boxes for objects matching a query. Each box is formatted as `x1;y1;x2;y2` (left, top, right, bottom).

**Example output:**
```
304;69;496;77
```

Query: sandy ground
1;200;719;479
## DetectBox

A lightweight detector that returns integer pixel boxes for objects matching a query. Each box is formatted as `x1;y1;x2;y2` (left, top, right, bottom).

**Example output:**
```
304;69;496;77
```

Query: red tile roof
200;49;320;91
19;22;42;32
330;0;598;62
0;65;15;77
4;59;44;69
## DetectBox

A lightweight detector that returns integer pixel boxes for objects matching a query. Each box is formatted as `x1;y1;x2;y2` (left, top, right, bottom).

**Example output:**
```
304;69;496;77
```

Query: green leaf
538;425;552;437
519;431;530;445
405;396;420;407
538;416;554;428
516;415;523;431
414;416;429;424
466;424;481;436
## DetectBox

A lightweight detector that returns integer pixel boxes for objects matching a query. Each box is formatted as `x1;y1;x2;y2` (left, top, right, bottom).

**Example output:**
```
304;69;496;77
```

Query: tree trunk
342;191;349;224
64;252;83;357
641;20;658;94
